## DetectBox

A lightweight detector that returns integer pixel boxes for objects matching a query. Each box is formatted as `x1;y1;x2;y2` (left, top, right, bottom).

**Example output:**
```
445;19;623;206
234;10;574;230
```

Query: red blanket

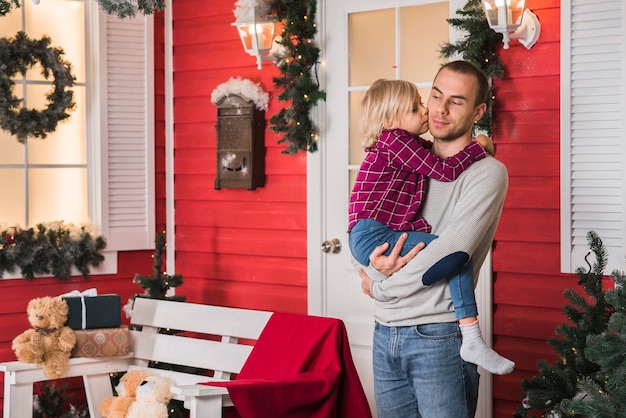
202;312;372;418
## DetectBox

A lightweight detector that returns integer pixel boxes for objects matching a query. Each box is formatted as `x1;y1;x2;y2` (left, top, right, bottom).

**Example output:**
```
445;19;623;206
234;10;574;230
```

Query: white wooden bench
0;297;272;418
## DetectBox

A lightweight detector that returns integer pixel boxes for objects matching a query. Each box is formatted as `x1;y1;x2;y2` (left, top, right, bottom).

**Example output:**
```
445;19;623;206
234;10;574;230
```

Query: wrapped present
71;326;131;358
61;289;122;330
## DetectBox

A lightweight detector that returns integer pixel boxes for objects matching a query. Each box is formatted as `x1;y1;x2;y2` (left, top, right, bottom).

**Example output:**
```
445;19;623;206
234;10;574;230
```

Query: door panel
320;1;453;414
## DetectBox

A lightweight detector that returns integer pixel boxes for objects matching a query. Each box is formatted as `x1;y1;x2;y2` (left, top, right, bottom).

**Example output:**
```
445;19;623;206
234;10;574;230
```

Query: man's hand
359;268;373;298
369;233;425;276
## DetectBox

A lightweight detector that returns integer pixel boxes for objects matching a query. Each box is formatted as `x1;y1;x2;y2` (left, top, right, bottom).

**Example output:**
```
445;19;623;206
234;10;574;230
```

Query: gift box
62;293;122;330
71;326;131;358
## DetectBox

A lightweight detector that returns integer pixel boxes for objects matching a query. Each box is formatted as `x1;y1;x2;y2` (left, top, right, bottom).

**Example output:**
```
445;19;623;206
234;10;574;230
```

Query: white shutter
561;0;626;273
98;13;156;252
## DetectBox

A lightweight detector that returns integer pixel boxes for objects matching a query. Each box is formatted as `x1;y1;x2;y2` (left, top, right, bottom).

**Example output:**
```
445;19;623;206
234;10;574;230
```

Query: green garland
95;0;165;19
0;0;19;16
439;0;504;136
0;32;76;144
0;222;106;280
269;0;326;154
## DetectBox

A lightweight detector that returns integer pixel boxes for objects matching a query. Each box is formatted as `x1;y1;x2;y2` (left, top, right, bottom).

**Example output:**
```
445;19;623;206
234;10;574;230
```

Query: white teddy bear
126;375;174;418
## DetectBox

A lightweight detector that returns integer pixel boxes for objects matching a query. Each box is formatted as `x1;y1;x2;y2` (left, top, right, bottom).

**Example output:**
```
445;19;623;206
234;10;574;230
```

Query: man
359;60;510;418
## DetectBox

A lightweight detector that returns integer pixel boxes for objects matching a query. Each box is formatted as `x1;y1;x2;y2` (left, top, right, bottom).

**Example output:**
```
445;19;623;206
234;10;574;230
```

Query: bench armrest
171;384;232;418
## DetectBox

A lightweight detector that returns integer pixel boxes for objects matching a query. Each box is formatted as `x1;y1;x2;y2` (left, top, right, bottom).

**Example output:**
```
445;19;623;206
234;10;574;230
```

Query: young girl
348;79;514;375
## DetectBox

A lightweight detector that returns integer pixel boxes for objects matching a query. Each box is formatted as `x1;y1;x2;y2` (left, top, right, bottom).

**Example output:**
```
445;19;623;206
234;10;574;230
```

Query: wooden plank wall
490;1;575;415
171;0;308;313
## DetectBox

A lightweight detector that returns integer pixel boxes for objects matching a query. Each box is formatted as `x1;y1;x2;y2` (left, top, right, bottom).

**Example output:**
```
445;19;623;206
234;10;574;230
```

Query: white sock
459;321;515;375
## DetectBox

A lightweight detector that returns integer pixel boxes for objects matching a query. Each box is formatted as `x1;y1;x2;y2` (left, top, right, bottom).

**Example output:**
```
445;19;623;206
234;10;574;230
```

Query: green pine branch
269;0;326;154
132;231;185;302
439;0;504;136
514;231;612;417
0;222;106;280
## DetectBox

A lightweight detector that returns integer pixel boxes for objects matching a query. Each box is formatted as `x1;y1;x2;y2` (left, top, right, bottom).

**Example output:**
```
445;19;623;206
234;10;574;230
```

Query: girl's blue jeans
349;219;478;319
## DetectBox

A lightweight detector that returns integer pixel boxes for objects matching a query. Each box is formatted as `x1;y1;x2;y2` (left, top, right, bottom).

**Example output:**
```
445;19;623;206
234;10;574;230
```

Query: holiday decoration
267;0;326;154
33;381;88;418
0;0;19;16
0;222;107;280
130;231;185;303
0;31;76;143
211;77;269;111
71;326;131;358
12;296;77;379
514;231;613;417
439;0;504;136
559;265;626;416
95;0;165;19
62;291;122;330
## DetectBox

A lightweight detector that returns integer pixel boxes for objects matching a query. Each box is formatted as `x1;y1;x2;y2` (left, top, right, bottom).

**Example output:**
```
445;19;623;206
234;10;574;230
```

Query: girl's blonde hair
359;79;420;148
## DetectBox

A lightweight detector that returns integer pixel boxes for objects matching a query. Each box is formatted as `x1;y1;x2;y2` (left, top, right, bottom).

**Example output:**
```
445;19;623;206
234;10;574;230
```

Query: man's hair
359;79;420;148
437;60;489;106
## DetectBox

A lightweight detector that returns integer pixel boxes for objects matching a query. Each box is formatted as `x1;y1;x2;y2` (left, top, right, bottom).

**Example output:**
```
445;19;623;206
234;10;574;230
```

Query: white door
308;0;493;416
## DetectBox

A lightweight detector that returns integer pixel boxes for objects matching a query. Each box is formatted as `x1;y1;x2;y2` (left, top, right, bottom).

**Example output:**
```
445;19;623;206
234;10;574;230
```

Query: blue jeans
373;321;479;418
349;219;478;318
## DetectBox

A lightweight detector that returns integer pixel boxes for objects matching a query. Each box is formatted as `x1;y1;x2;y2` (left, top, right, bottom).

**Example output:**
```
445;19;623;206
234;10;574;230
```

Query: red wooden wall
170;0;308;313
490;1;574;415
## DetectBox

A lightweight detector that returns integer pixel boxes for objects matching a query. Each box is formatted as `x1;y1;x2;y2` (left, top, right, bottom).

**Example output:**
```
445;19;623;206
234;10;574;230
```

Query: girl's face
387;93;429;135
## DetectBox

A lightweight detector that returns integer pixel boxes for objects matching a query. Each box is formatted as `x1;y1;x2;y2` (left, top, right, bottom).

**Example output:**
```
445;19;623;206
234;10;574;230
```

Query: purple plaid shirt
348;128;487;232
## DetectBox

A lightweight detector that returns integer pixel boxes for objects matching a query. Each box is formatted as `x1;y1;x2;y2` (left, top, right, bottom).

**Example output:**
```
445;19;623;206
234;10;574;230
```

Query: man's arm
359;234;424;298
366;160;508;301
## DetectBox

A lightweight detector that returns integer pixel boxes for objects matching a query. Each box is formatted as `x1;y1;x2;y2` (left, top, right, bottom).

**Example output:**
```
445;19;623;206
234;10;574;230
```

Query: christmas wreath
0;31;76;144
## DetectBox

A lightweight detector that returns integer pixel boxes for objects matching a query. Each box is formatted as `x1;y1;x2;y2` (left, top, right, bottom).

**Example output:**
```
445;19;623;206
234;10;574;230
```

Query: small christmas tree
559;268;626;417
132;231;185;302
514;231;612;417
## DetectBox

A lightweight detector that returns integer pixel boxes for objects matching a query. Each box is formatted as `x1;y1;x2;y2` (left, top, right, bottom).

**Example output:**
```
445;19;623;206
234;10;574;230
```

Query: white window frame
560;0;626;274
2;2;155;278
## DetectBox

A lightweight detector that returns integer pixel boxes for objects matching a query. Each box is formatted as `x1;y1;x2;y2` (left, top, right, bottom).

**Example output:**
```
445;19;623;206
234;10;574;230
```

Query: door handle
321;238;342;254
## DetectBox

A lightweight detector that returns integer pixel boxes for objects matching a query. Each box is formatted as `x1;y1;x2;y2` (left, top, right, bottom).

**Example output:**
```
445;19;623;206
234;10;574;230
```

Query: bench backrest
128;298;272;383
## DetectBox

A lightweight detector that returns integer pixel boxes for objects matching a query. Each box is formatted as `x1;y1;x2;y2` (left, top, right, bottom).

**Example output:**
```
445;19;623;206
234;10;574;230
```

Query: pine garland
439;0;504;136
0;222;106;280
269;0;326;154
96;0;165;19
0;0;19;16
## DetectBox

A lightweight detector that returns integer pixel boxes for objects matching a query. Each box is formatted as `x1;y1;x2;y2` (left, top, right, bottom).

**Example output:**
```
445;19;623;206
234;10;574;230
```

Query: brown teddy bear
11;296;77;379
99;370;152;418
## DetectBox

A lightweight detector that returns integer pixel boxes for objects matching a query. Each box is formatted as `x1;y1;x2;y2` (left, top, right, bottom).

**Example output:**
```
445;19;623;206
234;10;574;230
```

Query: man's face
426;68;484;141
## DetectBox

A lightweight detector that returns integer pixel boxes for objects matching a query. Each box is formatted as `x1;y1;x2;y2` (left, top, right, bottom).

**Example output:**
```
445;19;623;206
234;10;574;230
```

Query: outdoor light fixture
233;2;276;69
481;0;541;49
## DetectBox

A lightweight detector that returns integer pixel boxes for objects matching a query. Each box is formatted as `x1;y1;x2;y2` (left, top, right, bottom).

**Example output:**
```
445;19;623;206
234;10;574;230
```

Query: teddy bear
11;296;77;379
99;370;152;418
126;375;175;418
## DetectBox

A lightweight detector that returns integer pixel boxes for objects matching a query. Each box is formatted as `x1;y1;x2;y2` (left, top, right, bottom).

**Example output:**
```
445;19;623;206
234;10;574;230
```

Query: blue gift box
62;294;122;330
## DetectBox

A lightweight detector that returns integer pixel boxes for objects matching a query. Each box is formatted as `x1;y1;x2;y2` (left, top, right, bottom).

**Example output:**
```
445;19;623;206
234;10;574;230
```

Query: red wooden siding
490;1;575;416
171;0;308;313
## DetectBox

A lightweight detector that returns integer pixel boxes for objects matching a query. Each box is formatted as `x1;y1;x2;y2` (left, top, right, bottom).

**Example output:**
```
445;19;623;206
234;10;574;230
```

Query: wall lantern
233;1;276;69
480;0;541;49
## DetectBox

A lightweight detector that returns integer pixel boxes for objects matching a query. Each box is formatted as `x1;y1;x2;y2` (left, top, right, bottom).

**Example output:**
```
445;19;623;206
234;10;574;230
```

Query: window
561;0;626;274
0;0;155;277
